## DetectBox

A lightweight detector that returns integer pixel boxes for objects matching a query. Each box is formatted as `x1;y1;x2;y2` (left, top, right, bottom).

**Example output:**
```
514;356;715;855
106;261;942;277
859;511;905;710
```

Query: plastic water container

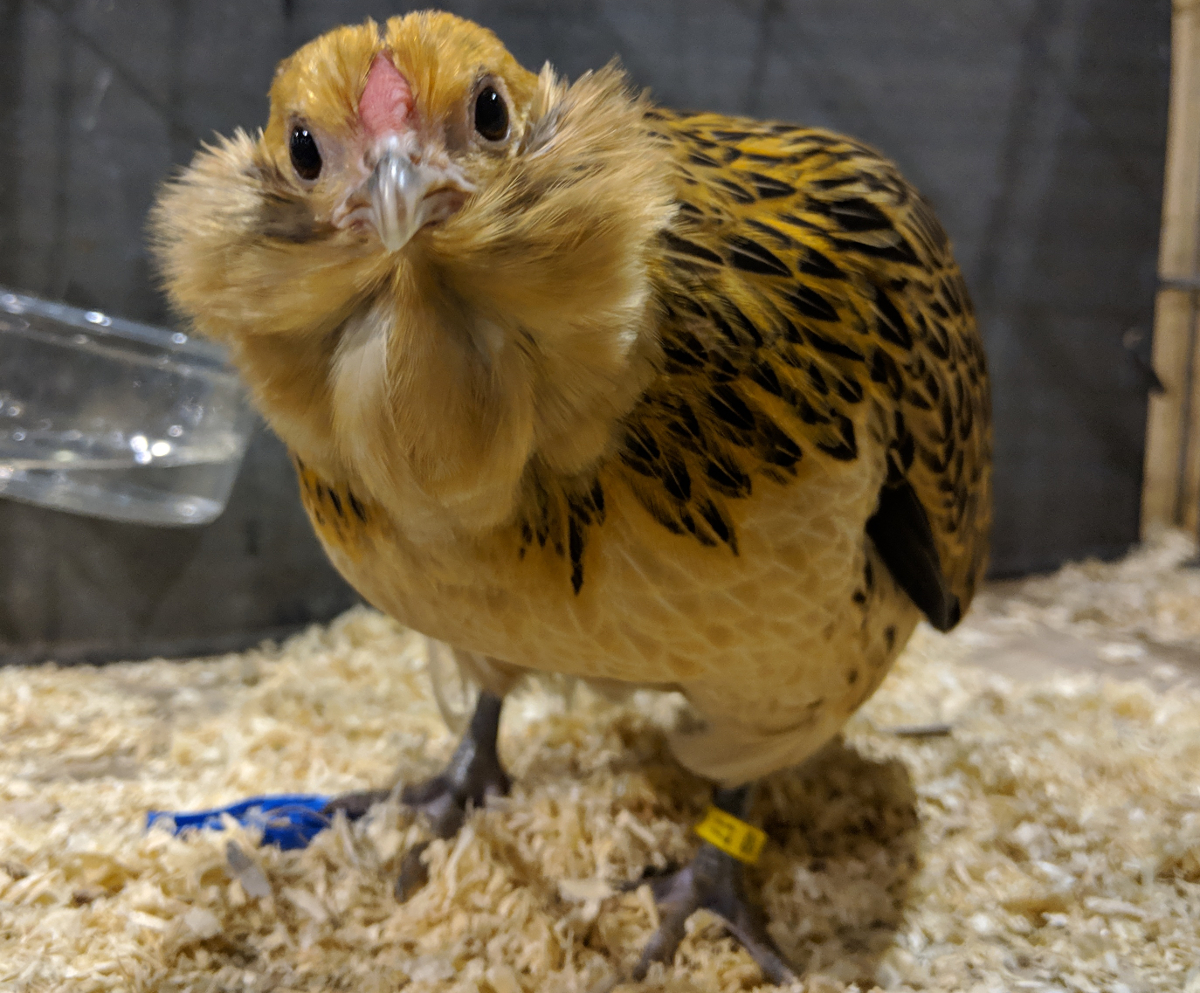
0;289;254;526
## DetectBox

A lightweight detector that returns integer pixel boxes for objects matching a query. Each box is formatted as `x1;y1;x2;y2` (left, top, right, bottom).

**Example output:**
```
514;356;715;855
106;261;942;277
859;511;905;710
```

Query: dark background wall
0;0;1171;661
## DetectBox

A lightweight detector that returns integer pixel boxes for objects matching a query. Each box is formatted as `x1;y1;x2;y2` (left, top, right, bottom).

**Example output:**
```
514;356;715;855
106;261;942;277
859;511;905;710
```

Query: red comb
360;54;414;137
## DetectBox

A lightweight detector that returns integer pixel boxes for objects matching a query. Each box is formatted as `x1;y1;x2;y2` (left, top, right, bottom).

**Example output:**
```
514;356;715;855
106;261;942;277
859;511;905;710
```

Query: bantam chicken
151;11;991;983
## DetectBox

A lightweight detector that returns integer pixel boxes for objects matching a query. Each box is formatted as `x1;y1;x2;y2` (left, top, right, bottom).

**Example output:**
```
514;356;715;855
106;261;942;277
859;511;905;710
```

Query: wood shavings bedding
2;534;1199;992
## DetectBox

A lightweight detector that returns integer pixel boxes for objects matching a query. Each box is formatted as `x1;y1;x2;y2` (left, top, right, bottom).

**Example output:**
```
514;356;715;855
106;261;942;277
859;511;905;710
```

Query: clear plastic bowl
0;288;254;526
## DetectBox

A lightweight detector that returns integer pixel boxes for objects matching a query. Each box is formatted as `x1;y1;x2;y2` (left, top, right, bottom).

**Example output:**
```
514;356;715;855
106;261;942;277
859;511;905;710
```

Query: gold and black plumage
151;13;991;982
603;112;989;623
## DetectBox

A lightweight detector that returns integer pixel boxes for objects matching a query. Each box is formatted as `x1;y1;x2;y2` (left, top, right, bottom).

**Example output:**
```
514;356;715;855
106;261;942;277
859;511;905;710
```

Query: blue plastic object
146;794;333;850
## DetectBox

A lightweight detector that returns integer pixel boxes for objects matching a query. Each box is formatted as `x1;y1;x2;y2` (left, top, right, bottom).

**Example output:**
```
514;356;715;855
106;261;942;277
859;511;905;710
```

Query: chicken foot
322;690;509;899
629;784;797;985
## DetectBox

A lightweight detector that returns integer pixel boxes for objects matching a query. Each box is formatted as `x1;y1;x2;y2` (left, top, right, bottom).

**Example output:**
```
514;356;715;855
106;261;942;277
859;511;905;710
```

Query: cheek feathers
360;54;415;140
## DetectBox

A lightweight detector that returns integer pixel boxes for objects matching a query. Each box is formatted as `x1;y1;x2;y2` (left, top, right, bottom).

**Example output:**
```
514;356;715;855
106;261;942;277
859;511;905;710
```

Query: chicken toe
629;787;796;986
322;691;509;898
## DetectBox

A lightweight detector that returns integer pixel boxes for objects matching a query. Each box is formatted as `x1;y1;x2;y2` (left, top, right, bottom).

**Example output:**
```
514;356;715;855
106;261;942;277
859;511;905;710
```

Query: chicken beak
366;143;473;253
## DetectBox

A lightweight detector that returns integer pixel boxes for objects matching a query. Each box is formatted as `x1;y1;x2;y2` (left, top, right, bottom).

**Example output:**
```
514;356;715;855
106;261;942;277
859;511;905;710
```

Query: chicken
151;11;991;983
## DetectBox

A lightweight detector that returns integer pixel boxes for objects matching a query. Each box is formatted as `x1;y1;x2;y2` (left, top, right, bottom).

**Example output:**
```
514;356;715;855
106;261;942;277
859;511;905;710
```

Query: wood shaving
2;533;1199;991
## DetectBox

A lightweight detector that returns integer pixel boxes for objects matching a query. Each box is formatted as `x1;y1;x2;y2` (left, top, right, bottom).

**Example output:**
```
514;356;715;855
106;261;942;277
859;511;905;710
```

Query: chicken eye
289;126;322;181
474;87;508;142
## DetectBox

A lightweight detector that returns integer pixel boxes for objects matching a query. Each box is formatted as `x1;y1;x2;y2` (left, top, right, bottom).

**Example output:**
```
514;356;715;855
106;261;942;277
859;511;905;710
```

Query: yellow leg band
694;805;766;864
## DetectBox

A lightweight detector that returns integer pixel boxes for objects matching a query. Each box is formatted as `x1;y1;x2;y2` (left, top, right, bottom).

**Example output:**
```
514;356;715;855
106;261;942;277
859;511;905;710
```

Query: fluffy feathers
152;16;674;535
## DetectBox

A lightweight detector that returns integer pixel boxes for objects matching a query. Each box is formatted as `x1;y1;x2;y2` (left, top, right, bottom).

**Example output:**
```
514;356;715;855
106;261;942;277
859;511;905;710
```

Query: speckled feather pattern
631;111;991;613
291;109;991;785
